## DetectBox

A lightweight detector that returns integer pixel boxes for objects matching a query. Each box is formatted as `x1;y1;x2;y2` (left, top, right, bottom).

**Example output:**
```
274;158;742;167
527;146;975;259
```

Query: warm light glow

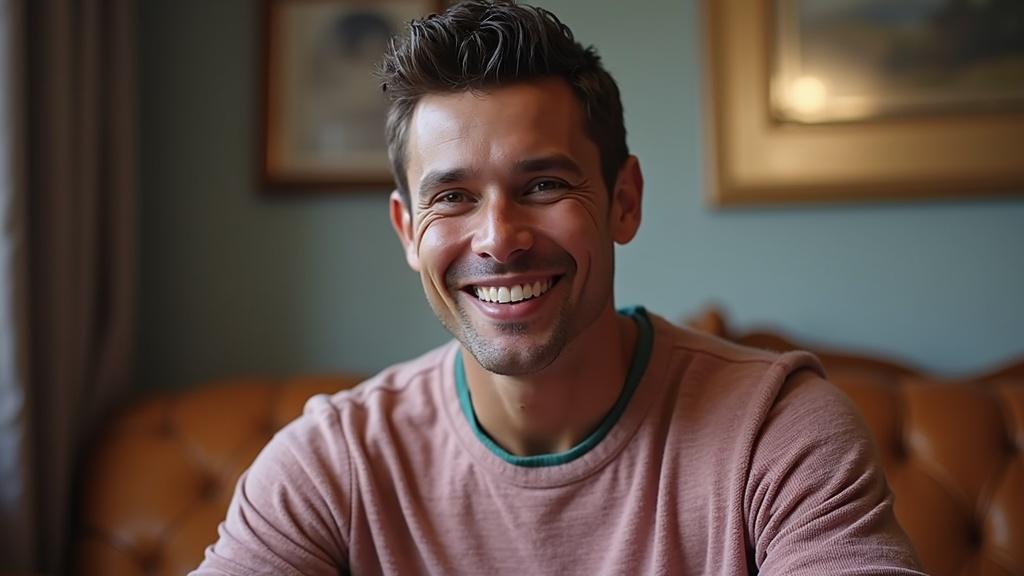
787;76;828;116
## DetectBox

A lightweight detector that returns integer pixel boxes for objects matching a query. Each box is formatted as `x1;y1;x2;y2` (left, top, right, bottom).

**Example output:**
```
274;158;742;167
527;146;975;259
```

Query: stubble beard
451;294;572;376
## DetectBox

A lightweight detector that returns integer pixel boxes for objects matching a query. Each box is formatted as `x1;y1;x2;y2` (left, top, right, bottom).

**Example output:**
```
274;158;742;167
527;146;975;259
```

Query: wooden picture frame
262;0;443;190
704;0;1024;207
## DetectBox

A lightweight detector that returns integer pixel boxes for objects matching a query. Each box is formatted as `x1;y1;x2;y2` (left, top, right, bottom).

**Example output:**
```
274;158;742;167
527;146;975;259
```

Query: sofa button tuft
891;441;907;462
141;550;162;576
199;473;221;503
966;524;983;548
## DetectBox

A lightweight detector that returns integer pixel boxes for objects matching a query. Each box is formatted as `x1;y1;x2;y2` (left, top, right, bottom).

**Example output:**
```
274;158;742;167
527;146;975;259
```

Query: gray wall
139;0;1024;388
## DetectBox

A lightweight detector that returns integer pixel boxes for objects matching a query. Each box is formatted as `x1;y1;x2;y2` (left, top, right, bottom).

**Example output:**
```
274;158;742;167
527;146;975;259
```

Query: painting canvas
772;0;1024;123
264;0;440;188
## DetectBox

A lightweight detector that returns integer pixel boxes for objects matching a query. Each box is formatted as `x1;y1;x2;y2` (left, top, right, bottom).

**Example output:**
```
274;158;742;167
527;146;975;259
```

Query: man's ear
610;155;643;245
389;190;421;271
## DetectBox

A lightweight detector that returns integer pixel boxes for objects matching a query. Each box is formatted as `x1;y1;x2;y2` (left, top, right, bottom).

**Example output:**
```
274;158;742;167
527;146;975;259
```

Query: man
195;2;923;574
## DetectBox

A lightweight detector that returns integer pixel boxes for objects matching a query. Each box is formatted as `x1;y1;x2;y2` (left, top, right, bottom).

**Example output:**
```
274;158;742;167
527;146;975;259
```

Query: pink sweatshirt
194;310;923;575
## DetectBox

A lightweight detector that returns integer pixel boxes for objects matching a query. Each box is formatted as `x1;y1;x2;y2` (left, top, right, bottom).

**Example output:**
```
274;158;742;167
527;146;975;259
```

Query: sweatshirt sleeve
191;397;352;576
746;369;926;575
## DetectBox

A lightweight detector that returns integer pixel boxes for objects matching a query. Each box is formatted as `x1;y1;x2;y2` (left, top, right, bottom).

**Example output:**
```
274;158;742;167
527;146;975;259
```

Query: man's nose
470;197;534;263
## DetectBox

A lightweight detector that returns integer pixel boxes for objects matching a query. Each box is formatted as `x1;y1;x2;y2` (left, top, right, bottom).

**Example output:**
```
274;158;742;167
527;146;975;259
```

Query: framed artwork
262;0;443;189
704;0;1024;206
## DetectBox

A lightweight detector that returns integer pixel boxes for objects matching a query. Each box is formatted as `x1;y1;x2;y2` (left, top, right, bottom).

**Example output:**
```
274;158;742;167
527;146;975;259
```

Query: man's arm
191;405;351;575
747;369;926;575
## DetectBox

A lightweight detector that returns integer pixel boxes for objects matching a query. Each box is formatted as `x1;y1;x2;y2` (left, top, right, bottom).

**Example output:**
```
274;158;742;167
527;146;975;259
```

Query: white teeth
473;279;554;303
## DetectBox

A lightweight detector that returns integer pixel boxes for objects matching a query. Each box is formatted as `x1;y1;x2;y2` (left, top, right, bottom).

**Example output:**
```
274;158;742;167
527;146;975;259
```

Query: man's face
390;78;641;375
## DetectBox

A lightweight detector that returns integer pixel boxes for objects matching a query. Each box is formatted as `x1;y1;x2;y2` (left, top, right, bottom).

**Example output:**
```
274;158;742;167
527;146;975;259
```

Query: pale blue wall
139;0;1024;388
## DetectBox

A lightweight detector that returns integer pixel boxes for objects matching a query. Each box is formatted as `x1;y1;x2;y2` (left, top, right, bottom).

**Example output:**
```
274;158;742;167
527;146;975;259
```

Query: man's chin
460;330;567;376
468;348;558;376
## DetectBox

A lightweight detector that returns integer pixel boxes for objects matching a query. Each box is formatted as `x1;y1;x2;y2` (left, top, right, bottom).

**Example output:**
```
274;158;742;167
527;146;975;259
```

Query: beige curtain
0;0;136;573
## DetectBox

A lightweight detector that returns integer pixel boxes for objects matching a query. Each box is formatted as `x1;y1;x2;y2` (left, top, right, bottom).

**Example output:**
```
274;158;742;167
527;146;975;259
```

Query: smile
472;278;554;304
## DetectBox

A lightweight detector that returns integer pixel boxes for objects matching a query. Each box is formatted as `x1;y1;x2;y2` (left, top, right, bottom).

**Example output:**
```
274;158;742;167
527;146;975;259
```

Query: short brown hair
379;0;629;206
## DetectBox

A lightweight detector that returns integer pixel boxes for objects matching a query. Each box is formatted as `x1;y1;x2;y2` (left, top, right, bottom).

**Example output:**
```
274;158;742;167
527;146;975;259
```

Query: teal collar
455;307;653;468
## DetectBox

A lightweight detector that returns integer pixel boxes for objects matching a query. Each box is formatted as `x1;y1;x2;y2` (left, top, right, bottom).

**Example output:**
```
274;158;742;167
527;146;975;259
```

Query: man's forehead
404;78;591;182
412;79;581;132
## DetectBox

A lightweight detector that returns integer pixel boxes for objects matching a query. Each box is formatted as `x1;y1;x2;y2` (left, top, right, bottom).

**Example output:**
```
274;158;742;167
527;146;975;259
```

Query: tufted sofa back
76;333;1024;575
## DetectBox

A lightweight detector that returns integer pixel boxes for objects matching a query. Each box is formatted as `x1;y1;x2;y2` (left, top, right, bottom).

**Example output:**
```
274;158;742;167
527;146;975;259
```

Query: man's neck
462;306;638;457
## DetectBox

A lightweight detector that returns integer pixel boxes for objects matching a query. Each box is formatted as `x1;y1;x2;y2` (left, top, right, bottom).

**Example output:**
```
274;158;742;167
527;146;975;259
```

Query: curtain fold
0;0;33;565
0;0;136;572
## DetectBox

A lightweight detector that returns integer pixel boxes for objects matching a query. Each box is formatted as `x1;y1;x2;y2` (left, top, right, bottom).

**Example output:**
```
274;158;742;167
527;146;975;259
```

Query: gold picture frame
704;0;1024;207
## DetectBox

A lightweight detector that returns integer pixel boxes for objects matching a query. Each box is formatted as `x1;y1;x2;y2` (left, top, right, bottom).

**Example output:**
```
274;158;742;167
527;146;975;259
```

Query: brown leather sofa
77;314;1024;576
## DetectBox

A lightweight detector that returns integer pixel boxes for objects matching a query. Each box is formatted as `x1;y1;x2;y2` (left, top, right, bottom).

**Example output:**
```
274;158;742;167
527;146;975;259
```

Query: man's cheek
418;228;461;289
417;224;447;257
536;205;597;238
412;214;435;252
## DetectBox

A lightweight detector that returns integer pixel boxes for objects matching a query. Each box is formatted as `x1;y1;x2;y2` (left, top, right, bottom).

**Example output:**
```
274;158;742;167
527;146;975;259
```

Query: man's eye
436;191;467;204
527;180;568;194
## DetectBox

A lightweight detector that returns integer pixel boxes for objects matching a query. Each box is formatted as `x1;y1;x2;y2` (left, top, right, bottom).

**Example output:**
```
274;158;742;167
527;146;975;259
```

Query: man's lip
459;276;561;319
456;274;561;291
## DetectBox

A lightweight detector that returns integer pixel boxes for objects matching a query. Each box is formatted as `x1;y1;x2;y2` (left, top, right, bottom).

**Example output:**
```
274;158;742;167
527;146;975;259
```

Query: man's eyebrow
418;168;472;198
513;154;584;178
417;155;583;198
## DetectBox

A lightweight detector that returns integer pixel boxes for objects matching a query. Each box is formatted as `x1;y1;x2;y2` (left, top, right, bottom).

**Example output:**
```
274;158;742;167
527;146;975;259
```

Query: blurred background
141;0;1024;385
2;0;1023;574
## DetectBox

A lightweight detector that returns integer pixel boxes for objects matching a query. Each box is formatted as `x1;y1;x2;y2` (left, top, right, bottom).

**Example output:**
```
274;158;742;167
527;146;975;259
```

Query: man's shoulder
228;342;459;515
292;340;459;436
641;312;828;434
647;311;820;378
